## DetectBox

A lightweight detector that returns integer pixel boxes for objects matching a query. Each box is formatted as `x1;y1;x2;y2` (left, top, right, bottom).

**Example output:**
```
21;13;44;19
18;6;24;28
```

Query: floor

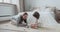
0;21;60;32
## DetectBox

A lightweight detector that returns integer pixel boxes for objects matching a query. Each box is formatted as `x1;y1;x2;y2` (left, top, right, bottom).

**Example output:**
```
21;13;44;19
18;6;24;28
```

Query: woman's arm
11;15;19;25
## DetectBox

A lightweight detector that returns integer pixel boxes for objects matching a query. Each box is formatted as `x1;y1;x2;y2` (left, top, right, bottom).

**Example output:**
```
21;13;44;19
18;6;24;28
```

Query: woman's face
23;15;28;19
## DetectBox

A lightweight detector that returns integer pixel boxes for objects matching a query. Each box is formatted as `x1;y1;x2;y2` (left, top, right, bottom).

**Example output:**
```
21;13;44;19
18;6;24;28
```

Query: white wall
25;0;60;11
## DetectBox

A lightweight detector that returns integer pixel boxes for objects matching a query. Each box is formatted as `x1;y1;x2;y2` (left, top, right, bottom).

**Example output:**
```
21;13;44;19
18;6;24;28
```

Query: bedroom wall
25;0;60;11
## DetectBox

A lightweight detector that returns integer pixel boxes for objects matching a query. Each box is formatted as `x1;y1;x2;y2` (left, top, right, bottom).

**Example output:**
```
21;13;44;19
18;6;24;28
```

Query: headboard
0;3;18;17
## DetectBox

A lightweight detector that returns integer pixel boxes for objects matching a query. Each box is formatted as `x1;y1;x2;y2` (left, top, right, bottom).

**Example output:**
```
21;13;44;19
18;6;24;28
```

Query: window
0;0;20;12
0;0;15;4
0;0;20;5
0;0;11;3
4;0;11;3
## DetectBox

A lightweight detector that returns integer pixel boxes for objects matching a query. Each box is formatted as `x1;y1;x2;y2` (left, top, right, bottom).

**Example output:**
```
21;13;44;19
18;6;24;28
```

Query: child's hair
33;11;40;19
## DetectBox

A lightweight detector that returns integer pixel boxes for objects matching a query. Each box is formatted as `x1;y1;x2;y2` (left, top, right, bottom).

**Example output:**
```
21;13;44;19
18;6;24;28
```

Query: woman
11;12;28;26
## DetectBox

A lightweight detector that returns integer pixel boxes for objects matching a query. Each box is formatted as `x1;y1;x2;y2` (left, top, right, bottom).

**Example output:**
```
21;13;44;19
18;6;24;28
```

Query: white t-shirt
27;14;39;26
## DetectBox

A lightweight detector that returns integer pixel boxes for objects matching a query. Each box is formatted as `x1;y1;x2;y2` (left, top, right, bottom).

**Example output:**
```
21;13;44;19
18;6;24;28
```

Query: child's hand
31;24;38;29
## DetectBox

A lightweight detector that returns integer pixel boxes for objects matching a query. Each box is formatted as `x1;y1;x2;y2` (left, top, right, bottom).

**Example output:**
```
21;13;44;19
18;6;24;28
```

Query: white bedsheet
39;12;58;28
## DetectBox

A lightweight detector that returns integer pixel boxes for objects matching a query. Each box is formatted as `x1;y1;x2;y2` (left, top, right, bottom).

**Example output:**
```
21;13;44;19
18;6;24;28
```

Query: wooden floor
0;21;60;32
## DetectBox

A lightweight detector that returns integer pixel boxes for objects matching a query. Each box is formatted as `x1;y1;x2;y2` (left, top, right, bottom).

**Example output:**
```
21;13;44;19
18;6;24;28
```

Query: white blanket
39;12;58;28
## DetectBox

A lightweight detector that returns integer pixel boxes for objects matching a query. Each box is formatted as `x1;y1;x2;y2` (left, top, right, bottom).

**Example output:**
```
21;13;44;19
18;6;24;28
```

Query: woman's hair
23;12;28;16
33;11;40;19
